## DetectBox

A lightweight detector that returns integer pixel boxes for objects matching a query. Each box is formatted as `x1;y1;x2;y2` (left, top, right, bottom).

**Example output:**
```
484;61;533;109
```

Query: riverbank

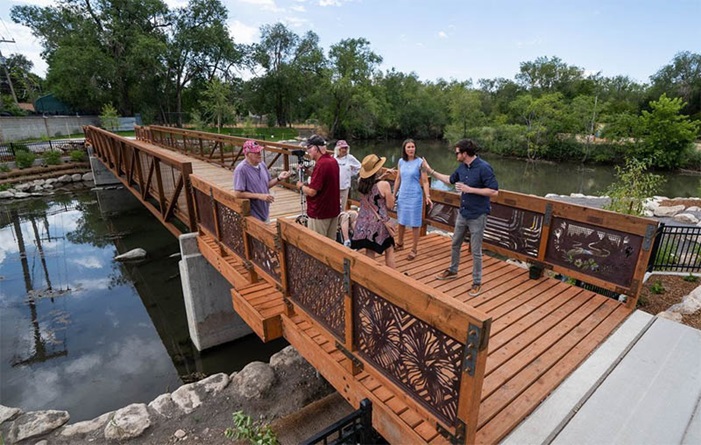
0;346;341;444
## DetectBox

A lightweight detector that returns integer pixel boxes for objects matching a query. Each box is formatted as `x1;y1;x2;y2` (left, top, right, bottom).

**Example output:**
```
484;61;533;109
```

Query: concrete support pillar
89;155;121;186
179;233;252;351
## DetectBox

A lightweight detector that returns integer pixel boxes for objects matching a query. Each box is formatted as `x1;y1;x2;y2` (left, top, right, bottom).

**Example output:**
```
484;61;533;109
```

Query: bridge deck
201;225;632;444
100;138;635;444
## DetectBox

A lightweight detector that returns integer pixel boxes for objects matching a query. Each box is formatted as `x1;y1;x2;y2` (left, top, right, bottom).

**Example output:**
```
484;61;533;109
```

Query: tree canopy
8;0;701;170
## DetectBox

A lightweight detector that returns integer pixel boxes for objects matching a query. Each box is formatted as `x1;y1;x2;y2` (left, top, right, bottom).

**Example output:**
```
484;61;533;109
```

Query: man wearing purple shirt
233;140;290;222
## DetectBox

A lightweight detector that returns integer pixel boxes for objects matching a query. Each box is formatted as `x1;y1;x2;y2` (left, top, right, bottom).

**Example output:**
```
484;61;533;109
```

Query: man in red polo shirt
296;135;340;239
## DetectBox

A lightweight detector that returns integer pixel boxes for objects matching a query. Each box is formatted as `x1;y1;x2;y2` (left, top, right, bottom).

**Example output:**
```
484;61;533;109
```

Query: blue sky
1;0;699;84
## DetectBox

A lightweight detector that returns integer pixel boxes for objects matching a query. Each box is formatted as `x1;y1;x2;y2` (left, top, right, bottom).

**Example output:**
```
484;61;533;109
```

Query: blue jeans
448;213;487;285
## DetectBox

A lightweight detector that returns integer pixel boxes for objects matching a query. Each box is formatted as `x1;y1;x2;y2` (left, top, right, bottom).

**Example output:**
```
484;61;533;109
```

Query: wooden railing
426;188;659;306
84;126;196;237
188;173;491;444
141;125;302;190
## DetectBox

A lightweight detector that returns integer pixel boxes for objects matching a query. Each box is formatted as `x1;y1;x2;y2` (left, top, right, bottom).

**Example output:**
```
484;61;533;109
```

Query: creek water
0;188;286;423
344;139;701;198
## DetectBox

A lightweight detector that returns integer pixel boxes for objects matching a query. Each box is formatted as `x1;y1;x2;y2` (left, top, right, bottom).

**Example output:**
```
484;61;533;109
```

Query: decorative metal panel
545;217;642;288
353;285;464;426
426;203;459;227
218;205;246;257
286;244;345;341
484;203;543;258
249;236;281;282
194;189;215;235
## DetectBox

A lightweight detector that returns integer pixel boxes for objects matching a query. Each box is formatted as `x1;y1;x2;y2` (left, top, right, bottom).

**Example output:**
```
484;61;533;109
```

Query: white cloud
70;256;103;269
438;31;448;39
238;0;283;12
516;38;543;48
290;5;306;12
319;0;342;6
70;277;111;293
229;19;259;45
163;0;188;8
0;21;47;77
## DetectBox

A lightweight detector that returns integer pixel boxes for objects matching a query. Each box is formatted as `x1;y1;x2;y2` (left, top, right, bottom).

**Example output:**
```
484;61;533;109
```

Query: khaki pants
308;216;339;240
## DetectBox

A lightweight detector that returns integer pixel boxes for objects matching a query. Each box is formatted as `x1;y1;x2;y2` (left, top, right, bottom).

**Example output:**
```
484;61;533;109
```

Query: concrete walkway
502;310;701;445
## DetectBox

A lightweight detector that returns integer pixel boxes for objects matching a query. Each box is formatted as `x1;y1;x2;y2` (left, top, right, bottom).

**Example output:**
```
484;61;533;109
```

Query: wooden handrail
84;126;196;236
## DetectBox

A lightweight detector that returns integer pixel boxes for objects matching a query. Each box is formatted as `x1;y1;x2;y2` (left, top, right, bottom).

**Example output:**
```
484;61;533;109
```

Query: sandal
395;242;404;251
407;249;418;261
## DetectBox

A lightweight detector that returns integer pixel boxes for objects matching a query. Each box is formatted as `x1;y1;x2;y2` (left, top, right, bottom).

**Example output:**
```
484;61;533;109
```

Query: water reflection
0;189;285;423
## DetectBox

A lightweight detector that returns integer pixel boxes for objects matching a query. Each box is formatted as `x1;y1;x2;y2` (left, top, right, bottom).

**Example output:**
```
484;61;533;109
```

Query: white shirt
335;154;361;190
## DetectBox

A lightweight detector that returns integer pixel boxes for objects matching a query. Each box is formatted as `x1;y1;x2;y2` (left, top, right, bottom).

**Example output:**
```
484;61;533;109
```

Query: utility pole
0;38;19;105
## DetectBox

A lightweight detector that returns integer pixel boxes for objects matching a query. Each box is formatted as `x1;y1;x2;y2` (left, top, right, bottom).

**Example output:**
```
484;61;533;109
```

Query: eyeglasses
455;151;461;155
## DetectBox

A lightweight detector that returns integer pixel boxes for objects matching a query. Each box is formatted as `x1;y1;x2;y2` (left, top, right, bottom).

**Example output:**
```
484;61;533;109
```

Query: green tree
637;94;699;169
604;158;665;215
100;103;119;131
649;51;701;120
199;78;236;132
516;56;586;98
1;54;43;103
12;0;170;115
445;81;485;141
509;92;565;160
251;23;325;127
165;0;243;126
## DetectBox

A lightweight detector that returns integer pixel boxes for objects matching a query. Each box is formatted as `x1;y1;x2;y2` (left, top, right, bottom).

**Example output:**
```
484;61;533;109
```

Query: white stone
71;173;83;181
58;174;73;183
13;192;30;198
270;346;305;371
0;405;22;424
171;383;202;414
195;373;229;394
174;429;187;439
654;205;686;217
672;213;700;225
114;248;147;261
667;285;701;315
103;403;150;440
656;311;682;322
9;410;69;443
31;184;44;192
60;411;113;436
570;193;586;198
45;178;58;185
149;393;179;418
0;191;14;199
687;206;701;212
231;361;275;399
15;183;32;191
32;179;46;186
82;172;95;181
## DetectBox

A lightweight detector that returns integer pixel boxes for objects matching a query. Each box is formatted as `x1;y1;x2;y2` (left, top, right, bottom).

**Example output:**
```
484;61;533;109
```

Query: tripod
292;150;309;226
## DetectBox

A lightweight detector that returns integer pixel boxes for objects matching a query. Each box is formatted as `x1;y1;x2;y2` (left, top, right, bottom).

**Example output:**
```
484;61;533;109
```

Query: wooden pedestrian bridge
84;125;658;444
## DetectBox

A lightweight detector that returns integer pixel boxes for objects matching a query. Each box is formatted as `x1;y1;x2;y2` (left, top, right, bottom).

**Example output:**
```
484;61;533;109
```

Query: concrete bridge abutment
178;233;252;351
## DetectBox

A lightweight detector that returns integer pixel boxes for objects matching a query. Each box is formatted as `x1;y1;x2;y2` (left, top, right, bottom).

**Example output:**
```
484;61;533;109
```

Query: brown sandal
407;249;417;260
395;242;404;251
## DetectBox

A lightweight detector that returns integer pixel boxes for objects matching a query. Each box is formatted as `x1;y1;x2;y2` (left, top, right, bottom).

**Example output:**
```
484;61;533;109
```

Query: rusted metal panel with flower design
426;202;459;228
545;217;642;287
484;203;543;258
353;284;464;426
285;244;345;341
249;236;281;282
194;188;215;235
218;205;246;258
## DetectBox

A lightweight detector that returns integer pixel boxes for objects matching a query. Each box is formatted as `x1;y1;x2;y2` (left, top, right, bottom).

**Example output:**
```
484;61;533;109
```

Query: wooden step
231;281;284;342
197;233;250;288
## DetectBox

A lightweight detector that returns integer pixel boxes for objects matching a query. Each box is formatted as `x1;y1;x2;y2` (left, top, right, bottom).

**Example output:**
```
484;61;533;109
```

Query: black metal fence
0;139;86;160
302;399;386;445
647;223;701;273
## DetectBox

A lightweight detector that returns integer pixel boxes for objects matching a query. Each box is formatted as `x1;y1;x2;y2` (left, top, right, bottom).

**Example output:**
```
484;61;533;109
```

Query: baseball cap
243;140;263;154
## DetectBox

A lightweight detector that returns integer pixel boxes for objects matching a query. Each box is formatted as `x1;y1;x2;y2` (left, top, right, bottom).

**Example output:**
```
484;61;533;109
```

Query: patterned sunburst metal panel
249;236;281;282
353;285;464;426
484;203;543;258
285;244;345;341
545;217;642;287
194;189;215;235
426;202;459;227
218;205;246;257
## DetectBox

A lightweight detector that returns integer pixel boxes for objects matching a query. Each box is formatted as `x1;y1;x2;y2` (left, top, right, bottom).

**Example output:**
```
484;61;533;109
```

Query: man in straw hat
350;154;396;268
233;140;290;222
296;135;340;239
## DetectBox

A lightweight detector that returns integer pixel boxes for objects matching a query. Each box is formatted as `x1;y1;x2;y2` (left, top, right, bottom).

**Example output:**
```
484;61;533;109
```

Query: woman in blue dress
393;139;432;260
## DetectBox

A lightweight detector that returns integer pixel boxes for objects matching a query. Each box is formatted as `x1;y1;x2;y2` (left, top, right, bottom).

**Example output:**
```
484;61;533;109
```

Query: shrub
43;150;62;165
13;144;30;153
683;273;699;283
225;411;278;445
15;150;37;169
649;280;665;294
0;163;10;173
604;157;665;215
70;150;87;162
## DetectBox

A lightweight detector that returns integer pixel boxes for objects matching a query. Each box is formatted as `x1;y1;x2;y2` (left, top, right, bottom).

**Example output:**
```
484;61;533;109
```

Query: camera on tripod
292;149;314;173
